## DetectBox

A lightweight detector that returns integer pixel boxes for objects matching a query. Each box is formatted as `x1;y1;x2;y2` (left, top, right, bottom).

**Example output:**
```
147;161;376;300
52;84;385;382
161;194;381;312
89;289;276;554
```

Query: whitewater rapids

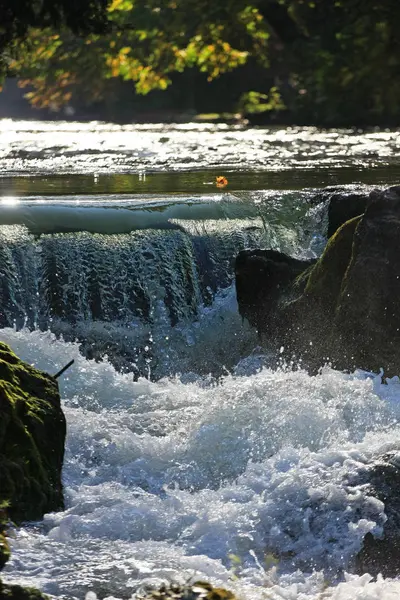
2;326;400;600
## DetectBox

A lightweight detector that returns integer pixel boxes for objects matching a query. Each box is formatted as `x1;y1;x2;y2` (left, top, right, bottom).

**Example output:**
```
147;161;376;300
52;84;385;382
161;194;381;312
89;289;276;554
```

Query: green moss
303;215;361;311
0;579;49;600
292;263;315;294
143;581;236;600
0;538;10;572
0;503;10;570
278;215;362;365
0;343;66;523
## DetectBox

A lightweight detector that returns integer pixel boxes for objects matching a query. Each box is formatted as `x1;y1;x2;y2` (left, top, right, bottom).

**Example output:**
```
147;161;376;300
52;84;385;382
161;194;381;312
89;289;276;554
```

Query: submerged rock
236;186;400;374
355;452;400;578
0;342;65;523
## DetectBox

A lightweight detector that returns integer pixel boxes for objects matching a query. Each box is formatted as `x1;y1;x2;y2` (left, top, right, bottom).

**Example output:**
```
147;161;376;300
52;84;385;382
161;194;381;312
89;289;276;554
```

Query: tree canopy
0;0;109;68
1;0;400;125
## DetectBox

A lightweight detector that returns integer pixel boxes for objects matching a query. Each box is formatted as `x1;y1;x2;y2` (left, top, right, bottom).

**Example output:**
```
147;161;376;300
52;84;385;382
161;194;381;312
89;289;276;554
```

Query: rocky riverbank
0;343;65;598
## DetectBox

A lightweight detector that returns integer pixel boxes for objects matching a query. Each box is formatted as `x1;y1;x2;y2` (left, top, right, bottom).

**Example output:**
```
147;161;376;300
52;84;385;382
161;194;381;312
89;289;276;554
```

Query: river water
2;120;400;600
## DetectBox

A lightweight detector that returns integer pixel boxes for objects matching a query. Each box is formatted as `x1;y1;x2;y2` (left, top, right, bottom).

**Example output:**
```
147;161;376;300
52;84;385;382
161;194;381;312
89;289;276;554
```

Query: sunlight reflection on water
0;120;399;178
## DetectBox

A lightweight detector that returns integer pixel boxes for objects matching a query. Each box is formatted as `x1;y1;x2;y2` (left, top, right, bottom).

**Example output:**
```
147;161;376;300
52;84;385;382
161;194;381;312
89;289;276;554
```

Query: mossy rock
0;504;10;570
142;581;236;600
327;191;369;238
0;343;66;524
236;186;400;373
275;215;361;365
331;186;400;373
0;579;48;600
302;214;361;309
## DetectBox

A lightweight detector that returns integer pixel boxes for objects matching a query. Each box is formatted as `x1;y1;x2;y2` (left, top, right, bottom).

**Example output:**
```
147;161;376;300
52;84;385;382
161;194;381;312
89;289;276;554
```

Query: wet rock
235;248;314;336
236;186;400;374
0;579;49;600
327;191;369;238
0;342;66;523
355;452;400;578
0;345;64;598
0;506;10;570
141;581;236;600
308;185;370;238
331;186;400;374
279;214;361;366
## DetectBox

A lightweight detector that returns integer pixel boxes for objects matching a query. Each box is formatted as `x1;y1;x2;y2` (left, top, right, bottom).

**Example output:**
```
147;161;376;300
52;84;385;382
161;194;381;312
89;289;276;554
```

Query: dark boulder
354;452;400;578
235;249;315;336
327;191;369;238
307;185;369;238
0;506;10;570
0;343;66;523
332;186;400;374
236;186;400;374
279;214;362;367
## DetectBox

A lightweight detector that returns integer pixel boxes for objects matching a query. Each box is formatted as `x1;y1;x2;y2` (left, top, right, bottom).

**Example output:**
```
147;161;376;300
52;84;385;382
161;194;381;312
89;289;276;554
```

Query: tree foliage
8;0;270;110
0;0;109;76
281;0;400;124
2;0;400;124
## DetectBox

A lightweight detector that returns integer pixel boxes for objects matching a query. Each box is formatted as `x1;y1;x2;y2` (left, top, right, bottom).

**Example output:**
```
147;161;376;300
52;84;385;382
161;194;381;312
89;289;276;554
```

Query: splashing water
2;120;400;599
2;325;400;600
0;189;326;377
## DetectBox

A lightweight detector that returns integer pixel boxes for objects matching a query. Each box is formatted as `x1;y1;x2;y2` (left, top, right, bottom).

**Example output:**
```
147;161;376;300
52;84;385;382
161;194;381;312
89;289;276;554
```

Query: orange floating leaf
216;176;228;188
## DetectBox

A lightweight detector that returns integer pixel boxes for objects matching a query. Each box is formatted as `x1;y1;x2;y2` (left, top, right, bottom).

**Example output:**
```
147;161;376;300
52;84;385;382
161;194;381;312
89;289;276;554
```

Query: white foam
2;328;400;598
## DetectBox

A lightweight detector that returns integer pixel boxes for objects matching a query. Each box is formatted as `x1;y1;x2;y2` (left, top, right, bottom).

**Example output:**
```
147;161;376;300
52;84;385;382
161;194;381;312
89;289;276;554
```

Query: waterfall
0;191;326;377
0;222;263;377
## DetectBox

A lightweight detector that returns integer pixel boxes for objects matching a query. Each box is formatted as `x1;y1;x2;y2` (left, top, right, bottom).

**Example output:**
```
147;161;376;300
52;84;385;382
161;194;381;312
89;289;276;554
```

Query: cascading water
3;119;400;600
0;191;324;378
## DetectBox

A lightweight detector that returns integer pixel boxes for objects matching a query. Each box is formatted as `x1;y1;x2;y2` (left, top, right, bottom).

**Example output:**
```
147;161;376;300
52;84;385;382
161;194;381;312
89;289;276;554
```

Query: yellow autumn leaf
108;0;134;11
